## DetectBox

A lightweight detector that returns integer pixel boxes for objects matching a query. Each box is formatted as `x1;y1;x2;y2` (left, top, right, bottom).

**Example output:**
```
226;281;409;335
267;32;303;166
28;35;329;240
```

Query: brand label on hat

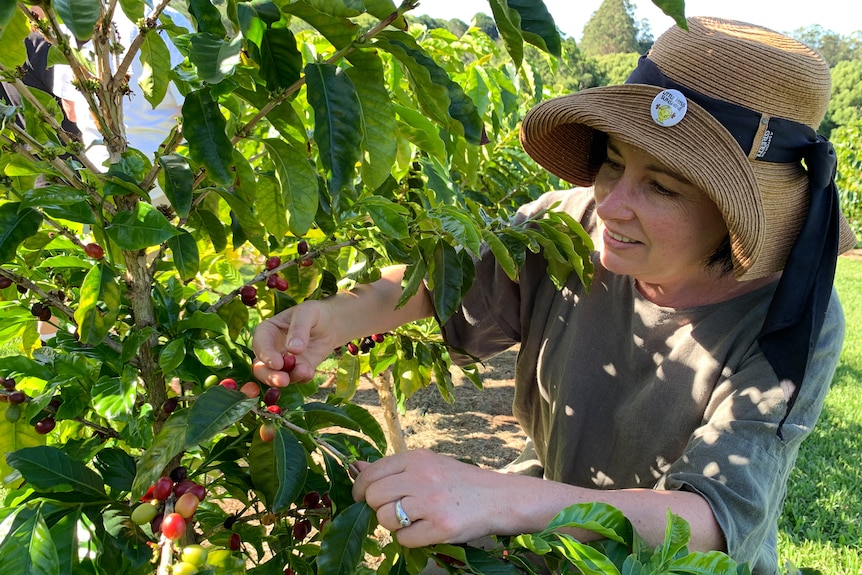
651;89;687;127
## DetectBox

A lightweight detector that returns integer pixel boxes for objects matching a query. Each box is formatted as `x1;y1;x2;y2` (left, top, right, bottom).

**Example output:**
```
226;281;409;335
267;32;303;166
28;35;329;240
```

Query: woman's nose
595;178;635;220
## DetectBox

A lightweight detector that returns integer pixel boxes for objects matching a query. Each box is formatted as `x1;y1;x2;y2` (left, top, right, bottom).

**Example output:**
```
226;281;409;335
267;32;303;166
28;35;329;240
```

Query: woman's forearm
325;265;436;345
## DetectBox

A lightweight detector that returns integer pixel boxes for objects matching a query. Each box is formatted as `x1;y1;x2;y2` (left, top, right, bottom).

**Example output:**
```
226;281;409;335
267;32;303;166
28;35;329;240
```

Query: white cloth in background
54;9;190;204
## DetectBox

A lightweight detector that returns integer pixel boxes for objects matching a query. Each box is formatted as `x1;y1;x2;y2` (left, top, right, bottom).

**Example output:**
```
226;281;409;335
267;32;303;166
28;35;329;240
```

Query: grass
777;256;862;572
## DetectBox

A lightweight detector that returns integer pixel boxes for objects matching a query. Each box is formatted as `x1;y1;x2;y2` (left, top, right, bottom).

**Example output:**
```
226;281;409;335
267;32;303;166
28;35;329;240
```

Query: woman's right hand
252;299;340;388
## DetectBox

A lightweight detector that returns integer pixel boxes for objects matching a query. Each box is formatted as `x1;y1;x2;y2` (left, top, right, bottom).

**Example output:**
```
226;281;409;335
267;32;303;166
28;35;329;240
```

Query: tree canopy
579;0;647;57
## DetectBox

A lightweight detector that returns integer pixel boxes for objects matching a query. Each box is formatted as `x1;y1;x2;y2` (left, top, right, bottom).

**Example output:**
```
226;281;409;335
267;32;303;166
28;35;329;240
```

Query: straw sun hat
520;16;857;281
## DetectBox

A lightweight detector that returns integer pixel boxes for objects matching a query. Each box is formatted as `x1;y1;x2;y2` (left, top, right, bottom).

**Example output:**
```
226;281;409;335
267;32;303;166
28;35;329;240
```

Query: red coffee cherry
346;342;359;356
219;378;237;390
292;518;312;541
0;276;12;289
281;353;296;372
9;390;26;404
265;256;281;270
152;476;174;501
239;285;257;299
84;243;104;259
274;277;289;291
174;480;206;501
297;240;309;255
266;405;282;415
263;387;281;406
228;532;242;551
160;512;186;540
34;417;56;434
162;397;179;414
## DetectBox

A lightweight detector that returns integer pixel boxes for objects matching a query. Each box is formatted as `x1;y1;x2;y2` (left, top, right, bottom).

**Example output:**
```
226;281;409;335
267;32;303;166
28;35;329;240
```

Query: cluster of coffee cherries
238;241;315;307
345;333;386;355
1;376;57;434
131;466;207;543
211;369;293;443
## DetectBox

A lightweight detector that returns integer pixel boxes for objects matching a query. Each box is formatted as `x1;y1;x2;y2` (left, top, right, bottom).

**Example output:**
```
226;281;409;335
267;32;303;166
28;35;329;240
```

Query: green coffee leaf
259;28;302;91
393;104;447;166
139;29;170;107
505;0;561;57
167;230;200;281
53;0;100;41
0;0;16;29
0;203;43;264
552;535;622;575
105;202;181;250
0;507;60;574
428;240;463;324
345;51;397;191
305;62;362;194
396;257;427;311
182;87;235;186
91;366;138;419
437;206;482;256
188;33;242;84
263;138;318;237
158;154;194;219
192;339;232;368
248;425;307;513
94;448;137;492
280;1;358;50
188;0;227;37
132;411;189;499
376;31;484;145
666;550;740;574
361;196;410;239
0;414;46;481
0;9;27;69
185;385;257;447
74;263;121;346
158;338;186;372
544;502;631;545
481;229;518;281
317;502;375;575
340;403;387;454
6;446;106;498
335;353;361;401
255;173;289;238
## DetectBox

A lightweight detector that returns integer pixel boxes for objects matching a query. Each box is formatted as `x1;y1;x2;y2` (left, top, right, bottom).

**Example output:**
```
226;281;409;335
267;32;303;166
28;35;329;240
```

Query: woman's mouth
605;229;638;244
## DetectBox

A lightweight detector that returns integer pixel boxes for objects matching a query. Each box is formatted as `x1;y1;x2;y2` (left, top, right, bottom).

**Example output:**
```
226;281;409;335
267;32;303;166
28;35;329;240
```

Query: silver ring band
395;498;412;527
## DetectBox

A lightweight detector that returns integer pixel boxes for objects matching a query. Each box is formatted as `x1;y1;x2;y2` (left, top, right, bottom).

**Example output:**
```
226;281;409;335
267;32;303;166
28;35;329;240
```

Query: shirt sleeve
657;290;845;573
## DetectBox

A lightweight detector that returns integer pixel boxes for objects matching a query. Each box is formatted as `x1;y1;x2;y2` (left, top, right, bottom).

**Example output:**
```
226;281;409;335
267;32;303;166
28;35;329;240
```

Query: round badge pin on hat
651;89;687;127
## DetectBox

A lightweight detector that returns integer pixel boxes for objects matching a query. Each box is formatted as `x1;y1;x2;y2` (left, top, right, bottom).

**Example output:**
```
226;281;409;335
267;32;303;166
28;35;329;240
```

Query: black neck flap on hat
627;55;842;439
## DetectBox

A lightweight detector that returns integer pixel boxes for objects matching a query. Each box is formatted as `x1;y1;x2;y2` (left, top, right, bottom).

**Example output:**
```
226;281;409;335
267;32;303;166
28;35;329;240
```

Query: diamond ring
395;498;412;528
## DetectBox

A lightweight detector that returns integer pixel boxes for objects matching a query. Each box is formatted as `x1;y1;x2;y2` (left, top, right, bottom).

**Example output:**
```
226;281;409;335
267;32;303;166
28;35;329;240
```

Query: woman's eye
603;158;623;171
652;182;676;197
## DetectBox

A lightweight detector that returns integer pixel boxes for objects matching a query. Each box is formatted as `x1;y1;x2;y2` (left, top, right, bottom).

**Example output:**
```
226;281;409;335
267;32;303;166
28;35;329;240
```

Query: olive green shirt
440;189;845;575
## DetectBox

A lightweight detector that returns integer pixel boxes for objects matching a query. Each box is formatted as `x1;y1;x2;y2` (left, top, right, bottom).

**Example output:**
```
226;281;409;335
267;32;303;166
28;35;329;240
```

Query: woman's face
593;137;728;292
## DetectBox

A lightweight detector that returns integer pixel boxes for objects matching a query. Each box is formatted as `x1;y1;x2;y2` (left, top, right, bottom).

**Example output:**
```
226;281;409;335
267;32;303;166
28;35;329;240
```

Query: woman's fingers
252;301;335;387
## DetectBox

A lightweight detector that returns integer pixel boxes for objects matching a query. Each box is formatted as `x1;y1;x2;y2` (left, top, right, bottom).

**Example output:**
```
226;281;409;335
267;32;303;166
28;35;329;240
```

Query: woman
253;17;857;574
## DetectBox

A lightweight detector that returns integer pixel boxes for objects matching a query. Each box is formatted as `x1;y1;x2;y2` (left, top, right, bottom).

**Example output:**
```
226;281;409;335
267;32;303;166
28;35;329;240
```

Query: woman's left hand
351;449;509;548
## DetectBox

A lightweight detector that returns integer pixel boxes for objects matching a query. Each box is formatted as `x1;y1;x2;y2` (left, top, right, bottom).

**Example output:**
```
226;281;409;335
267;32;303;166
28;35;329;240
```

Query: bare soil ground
347;347;525;468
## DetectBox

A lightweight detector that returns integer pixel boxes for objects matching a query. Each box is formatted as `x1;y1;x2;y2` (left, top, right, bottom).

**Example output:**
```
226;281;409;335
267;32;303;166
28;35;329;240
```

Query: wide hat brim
520;83;767;278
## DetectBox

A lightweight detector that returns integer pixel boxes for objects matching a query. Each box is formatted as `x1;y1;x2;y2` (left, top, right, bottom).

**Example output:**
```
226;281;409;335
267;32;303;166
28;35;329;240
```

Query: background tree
579;0;643;57
792;25;862;66
821;59;862;136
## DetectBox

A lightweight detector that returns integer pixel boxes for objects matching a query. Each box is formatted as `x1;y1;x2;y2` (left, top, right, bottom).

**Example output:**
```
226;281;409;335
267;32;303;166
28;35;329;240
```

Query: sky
412;0;861;41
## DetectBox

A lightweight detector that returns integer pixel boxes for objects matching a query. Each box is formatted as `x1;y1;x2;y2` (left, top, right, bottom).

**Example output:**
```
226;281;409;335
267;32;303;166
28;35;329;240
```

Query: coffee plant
0;0;760;574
